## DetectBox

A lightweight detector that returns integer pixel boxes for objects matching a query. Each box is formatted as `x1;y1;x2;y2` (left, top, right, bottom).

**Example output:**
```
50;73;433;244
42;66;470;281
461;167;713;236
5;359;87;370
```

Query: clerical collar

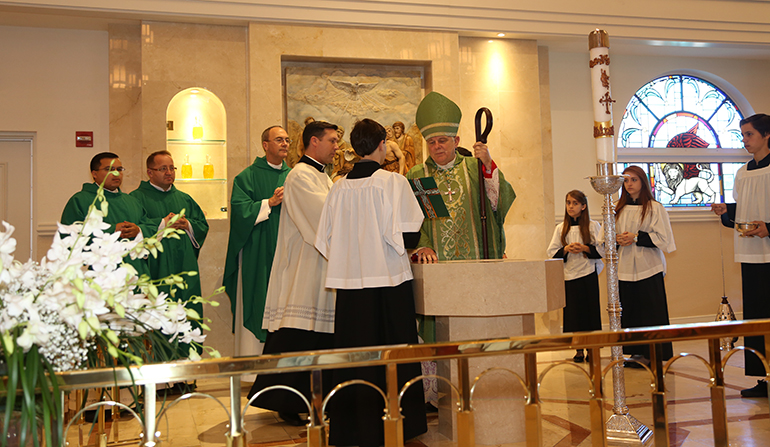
436;155;457;171
267;160;283;170
629;198;640;205
149;181;172;192
570;217;579;226
348;160;380;179
99;184;121;194
748;152;770;171
298;155;325;173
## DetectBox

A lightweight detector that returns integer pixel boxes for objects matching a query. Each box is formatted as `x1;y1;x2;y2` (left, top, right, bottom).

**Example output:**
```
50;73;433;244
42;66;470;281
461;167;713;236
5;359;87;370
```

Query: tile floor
65;339;769;446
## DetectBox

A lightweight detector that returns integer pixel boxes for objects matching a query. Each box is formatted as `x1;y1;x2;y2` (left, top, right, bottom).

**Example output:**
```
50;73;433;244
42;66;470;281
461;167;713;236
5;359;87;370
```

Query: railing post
524;352;542;447
708;339;729;447
307;369;328;447
383;363;404;447
649;344;669;447
587;347;607;447
456;358;475;447
143;383;157;447
228;375;244;447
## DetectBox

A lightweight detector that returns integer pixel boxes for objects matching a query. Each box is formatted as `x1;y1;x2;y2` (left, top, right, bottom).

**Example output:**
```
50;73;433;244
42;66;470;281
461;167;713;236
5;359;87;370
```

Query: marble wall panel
108;24;143;191
458;37;553;261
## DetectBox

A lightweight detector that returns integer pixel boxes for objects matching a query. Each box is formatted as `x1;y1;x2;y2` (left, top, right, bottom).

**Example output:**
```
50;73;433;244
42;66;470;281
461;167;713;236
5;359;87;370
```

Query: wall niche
166;87;228;220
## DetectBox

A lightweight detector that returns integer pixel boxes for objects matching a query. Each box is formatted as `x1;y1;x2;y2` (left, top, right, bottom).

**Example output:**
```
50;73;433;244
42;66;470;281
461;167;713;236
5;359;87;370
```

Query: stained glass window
617;74;748;206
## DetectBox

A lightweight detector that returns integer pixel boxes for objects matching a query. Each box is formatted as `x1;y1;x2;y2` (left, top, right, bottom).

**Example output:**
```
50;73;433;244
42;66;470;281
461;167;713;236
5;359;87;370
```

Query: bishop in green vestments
60;152;153;278
224;126;291;348
406;92;516;342
129;151;209;314
407;92;516;263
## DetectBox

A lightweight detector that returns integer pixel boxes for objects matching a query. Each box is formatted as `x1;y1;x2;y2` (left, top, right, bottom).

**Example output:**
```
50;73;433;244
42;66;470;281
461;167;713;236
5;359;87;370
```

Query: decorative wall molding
3;0;770;47
37;222;59;237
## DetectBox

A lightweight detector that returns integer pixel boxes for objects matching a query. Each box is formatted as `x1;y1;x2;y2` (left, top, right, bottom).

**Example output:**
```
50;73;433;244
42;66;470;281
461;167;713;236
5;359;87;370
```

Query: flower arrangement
0;180;220;446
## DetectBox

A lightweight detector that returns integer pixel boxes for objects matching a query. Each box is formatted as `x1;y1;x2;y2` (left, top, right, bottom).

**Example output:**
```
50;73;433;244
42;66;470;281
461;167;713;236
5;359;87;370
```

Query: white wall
549;50;770;324
0;25;109;258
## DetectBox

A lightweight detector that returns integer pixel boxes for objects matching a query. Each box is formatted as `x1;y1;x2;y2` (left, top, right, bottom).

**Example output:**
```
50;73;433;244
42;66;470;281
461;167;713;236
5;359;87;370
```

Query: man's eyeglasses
269;138;291;145
96;167;126;172
149;166;177;173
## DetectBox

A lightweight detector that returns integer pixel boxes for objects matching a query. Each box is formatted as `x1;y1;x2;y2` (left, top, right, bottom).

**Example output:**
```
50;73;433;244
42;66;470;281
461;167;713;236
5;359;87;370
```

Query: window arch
617;73;751;207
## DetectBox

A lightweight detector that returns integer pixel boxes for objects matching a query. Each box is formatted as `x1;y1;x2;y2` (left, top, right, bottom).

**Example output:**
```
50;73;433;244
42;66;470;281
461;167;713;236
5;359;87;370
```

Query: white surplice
261;162;336;334
733;163;770;263
605;201;676;282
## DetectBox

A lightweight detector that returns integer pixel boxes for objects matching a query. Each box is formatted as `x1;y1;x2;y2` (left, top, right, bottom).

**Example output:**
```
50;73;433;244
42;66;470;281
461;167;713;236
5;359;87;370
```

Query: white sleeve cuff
255;199;271;225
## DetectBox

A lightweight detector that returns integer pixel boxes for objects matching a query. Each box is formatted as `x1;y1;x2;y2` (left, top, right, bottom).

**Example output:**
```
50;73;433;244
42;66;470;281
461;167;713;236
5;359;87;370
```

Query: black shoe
572;350;585;363
624;355;649;369
278;412;306;426
741;380;768;398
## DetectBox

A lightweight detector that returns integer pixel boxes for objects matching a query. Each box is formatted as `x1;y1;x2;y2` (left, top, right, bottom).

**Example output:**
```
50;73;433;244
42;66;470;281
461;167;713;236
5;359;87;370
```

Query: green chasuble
406;152;516;341
407;152;516;261
223;156;290;342
130;181;209;311
60;182;153;278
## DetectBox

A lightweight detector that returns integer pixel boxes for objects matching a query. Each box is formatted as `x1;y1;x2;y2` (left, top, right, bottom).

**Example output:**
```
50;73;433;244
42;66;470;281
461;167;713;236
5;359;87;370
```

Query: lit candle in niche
203;154;214;179
589;29;616;164
192;117;204;140
182;154;193;179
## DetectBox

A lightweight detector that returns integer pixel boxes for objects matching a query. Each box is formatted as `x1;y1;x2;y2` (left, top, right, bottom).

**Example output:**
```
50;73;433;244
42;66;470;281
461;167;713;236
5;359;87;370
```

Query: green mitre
416;91;462;140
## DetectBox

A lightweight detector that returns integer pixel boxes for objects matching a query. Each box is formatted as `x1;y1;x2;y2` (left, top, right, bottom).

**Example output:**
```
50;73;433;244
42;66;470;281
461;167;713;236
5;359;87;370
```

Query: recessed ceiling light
497;33;505;37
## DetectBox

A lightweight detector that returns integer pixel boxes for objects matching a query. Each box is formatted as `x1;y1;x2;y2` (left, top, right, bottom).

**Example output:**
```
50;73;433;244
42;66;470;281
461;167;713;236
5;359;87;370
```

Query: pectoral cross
443;186;458;202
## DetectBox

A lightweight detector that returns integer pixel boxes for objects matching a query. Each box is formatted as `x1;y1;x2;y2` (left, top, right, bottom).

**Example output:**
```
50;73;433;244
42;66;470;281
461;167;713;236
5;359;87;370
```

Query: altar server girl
547;190;604;362
613;165;676;367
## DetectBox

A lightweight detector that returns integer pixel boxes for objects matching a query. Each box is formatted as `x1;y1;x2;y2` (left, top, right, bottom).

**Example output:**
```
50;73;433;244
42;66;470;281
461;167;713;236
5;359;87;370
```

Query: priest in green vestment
61;152;154;278
406;92;516;342
129;151;209;318
223;126;291;355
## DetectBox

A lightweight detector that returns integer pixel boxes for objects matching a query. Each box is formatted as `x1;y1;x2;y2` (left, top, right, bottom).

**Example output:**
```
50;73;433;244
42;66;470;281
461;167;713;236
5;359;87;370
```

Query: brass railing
56;319;770;447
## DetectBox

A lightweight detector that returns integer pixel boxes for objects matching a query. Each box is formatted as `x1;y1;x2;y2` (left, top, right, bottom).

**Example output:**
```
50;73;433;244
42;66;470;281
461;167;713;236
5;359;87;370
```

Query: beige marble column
108;24;143;191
